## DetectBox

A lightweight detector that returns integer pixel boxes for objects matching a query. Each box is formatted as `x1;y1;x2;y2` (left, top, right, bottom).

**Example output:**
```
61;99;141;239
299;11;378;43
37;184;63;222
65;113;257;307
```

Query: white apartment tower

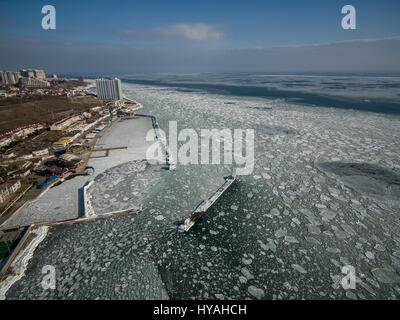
95;77;123;101
0;71;21;84
20;69;45;79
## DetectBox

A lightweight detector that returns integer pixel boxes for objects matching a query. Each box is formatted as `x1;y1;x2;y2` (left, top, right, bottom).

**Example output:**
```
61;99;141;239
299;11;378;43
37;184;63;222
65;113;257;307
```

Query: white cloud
241;36;400;50
121;23;224;41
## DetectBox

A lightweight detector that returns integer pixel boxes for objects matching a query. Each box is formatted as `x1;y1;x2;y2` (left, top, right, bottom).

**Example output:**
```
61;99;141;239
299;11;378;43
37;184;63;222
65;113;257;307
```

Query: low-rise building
0;188;9;205
50;115;81;131
90;106;102;112
19;77;50;88
53;140;69;148
85;133;96;139
0;191;6;205
2;151;16;159
58;153;82;169
21;161;32;169
45;165;66;176
17;154;33;161
0;124;44;148
6;179;21;192
0;137;12;148
12;169;30;179
53;136;74;147
68;143;85;154
32;148;49;157
94;124;106;132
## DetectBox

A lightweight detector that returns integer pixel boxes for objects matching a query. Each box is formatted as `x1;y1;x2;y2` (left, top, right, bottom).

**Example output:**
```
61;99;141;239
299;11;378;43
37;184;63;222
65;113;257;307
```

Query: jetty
177;175;236;231
90;146;128;158
92;146;127;152
136;113;176;171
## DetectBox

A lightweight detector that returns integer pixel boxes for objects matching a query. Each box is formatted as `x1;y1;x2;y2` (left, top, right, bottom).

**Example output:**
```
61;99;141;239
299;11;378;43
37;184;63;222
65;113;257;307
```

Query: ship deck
179;175;236;231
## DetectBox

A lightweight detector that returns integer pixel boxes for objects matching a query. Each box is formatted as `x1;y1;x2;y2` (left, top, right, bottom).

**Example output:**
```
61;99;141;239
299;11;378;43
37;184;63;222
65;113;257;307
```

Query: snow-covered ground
89;116;159;174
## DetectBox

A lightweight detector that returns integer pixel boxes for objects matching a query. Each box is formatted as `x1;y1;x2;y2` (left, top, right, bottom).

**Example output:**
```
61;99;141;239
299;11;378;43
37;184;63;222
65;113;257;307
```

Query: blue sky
1;0;400;74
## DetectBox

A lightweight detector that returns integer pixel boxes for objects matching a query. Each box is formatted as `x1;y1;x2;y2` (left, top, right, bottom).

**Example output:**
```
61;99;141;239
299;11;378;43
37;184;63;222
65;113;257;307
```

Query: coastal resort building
16;154;33;161
50;115;81;131
0;137;12;148
0;180;22;205
90;106;103;112
20;69;45;80
53;136;75;148
85;132;96;139
2;151;16;160
45;165;66;176
19;77;50;88
21;161;32;170
32;148;49;158
0;70;21;85
11;169;31;179
57;153;82;169
67;143;86;154
0;124;44;149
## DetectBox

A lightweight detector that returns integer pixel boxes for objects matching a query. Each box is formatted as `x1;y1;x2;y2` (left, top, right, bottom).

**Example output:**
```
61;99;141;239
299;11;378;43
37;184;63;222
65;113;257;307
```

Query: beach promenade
0;115;158;230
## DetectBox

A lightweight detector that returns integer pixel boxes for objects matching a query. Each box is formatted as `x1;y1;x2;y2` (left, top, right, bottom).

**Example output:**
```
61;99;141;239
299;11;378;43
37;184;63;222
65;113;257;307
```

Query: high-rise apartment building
20;69;35;78
19;77;50;88
0;71;21;84
20;69;45;79
95;77;123;101
1;69;46;85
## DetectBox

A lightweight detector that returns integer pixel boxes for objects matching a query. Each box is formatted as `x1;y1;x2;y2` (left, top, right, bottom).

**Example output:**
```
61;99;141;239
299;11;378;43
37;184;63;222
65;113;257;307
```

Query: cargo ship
175;175;236;231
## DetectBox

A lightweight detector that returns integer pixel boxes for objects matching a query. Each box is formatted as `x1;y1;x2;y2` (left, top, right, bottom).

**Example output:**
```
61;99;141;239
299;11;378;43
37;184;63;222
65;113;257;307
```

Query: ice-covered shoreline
0;226;49;300
0;114;162;298
2;115;159;229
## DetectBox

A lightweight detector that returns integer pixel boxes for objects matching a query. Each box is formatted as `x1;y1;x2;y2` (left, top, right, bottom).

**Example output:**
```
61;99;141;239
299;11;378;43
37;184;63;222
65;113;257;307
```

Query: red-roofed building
50;115;81;130
0;123;44;148
12;169;31;179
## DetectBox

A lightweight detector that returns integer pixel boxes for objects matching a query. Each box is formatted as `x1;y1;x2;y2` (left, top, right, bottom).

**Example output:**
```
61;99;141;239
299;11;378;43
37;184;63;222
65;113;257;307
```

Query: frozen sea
3;74;400;300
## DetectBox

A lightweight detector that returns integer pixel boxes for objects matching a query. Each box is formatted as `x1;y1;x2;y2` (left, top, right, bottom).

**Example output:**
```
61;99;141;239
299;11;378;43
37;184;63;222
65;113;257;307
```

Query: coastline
0;115;118;230
0;103;167;298
0;100;145;230
0;225;49;300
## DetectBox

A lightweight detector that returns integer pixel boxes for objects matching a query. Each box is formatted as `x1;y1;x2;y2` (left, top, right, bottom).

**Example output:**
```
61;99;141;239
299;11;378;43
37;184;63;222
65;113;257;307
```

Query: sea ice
371;268;400;284
291;264;307;274
247;286;265;299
